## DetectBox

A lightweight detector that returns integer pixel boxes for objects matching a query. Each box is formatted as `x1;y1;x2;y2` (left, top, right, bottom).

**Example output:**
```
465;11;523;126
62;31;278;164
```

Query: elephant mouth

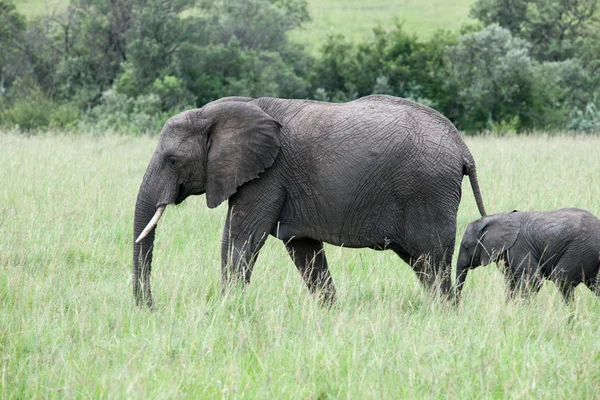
175;185;205;205
174;184;188;204
136;183;206;243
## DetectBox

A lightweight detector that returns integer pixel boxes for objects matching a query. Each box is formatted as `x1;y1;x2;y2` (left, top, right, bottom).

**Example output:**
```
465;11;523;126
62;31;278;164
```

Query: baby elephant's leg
593;276;600;296
585;269;600;296
549;252;598;303
505;252;542;300
558;283;576;303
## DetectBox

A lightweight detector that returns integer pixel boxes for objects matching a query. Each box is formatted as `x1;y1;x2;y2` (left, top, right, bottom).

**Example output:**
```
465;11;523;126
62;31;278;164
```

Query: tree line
1;0;599;133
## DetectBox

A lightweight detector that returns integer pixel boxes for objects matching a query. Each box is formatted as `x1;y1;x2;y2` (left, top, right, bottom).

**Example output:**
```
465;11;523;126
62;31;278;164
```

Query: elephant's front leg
220;200;280;292
284;238;336;303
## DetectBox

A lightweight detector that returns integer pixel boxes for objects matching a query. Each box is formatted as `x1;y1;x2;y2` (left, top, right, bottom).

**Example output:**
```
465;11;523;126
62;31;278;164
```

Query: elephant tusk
135;205;166;243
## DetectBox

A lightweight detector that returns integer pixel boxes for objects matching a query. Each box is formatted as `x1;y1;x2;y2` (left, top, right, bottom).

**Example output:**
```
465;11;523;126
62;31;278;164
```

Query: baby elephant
456;208;600;302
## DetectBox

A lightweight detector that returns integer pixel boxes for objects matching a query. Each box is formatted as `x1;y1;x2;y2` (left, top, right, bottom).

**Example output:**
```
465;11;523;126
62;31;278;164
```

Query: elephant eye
166;156;178;169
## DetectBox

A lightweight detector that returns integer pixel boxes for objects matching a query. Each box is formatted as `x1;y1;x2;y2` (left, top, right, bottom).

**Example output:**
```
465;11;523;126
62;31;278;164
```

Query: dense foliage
1;0;599;133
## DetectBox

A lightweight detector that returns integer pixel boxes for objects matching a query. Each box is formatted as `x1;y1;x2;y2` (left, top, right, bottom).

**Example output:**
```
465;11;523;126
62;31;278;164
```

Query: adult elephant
133;95;486;307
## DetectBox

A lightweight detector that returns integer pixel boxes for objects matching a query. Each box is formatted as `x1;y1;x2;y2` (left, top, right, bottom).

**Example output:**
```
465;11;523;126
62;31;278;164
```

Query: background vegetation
2;133;600;397
2;0;600;134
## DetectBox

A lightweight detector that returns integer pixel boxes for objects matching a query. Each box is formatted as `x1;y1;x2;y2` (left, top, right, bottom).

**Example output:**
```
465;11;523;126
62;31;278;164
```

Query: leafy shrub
3;99;84;132
310;26;452;107
49;104;81;129
151;76;195;111
487;115;520;135
566;101;600;132
313;88;330;102
1;80;52;131
81;90;170;134
372;76;394;96
3;98;50;131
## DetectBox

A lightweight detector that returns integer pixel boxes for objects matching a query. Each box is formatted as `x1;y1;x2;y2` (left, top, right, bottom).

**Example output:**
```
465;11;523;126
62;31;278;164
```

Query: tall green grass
1;132;600;398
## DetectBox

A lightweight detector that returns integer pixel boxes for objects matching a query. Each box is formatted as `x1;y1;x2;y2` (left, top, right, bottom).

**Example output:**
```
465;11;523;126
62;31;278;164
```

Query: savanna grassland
1;132;600;398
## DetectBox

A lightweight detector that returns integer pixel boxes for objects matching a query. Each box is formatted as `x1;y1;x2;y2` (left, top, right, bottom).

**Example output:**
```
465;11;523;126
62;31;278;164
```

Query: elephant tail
463;160;487;217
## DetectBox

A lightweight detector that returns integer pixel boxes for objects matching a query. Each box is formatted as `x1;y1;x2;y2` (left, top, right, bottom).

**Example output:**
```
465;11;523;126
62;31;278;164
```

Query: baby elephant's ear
478;213;520;265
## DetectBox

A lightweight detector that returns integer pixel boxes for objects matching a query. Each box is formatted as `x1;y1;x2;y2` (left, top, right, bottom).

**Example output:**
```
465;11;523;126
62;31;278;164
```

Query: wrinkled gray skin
456;208;600;303
133;95;487;307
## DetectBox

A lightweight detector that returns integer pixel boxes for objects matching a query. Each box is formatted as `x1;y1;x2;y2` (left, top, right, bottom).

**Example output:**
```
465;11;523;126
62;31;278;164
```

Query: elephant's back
523;208;600;259
271;96;465;246
280;96;463;153
275;95;467;198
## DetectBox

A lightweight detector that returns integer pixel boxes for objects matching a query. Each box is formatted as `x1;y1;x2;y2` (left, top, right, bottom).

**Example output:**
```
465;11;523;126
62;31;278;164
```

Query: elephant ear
204;101;281;208
478;211;520;265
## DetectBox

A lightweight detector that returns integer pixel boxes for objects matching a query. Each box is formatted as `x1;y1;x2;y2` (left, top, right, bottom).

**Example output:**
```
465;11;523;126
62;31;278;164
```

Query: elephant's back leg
390;215;457;297
385;161;463;295
392;243;454;296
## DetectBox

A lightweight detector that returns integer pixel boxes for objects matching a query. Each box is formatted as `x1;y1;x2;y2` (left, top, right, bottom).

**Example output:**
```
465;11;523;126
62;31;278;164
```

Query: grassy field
1;131;600;397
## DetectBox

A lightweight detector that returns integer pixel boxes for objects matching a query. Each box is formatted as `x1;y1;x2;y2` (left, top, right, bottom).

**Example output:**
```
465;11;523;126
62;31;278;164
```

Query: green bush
80;89;170;134
1;80;53;131
310;26;458;108
3;98;49;131
487;115;520;135
2;98;82;132
567;101;600;132
0;75;82;131
49;104;81;129
151;76;195;111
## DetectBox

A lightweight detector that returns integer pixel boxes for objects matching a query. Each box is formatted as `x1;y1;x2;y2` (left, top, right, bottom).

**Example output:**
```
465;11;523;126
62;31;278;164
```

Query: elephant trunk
455;263;469;300
455;248;471;301
133;189;161;308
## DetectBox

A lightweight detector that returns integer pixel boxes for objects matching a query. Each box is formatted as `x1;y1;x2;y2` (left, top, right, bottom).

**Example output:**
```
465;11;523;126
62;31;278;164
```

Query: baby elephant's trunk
454;248;471;300
455;265;468;298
